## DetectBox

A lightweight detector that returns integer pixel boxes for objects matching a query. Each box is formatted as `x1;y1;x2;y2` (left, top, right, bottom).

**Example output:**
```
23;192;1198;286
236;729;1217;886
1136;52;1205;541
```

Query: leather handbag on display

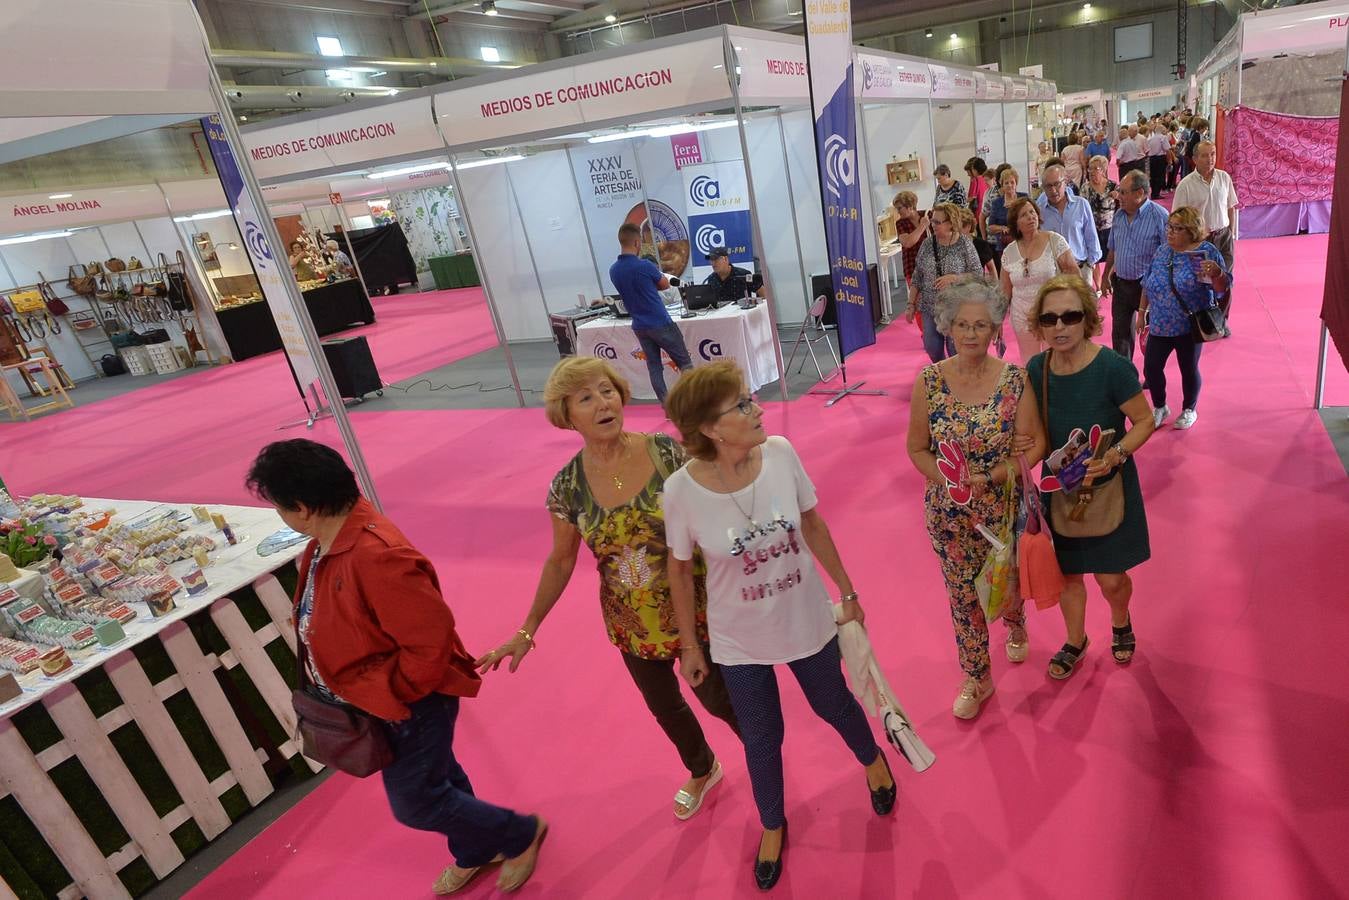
1039;351;1126;539
100;353;128;376
67;265;97;296
127;256;143;270
105;257;127;273
39;280;69;317
87;260;103;275
8;290;45;315
72;312;98;331
292;636;393;777
139;327;170;344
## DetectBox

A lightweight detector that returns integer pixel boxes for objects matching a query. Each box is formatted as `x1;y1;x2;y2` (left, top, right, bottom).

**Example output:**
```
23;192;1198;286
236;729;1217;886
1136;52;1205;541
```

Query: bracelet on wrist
516;628;536;649
839;591;859;603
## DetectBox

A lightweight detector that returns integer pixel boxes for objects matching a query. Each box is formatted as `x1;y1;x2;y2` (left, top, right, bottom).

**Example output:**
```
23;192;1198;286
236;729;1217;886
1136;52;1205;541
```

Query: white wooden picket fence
0;573;321;900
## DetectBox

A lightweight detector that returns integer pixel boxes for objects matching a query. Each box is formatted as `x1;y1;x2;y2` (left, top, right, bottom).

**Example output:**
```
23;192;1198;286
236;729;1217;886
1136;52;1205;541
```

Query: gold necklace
590;434;631;490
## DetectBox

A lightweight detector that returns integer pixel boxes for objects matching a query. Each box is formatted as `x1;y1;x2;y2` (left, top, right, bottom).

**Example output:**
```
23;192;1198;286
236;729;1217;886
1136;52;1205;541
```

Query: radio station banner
681;161;753;283
200;114;322;401
569;142;690;295
804;0;874;359
855;52;931;100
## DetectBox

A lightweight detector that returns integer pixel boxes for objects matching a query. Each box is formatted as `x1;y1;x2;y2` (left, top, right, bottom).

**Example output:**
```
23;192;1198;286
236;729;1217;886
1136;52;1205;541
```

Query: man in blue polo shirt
609;222;692;406
1100;169;1168;361
1037;162;1101;288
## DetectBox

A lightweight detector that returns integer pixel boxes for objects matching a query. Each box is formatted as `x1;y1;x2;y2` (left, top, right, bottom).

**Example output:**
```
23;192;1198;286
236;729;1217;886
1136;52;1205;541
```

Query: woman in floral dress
477;357;740;820
907;279;1046;719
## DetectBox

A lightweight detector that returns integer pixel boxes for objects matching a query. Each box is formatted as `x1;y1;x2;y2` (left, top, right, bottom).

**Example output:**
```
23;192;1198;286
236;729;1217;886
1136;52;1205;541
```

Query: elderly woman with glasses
1000;197;1078;363
907;279;1046;719
476;357;740;823
1022;275;1156;680
907;201;985;363
663;361;895;891
1139;206;1232;431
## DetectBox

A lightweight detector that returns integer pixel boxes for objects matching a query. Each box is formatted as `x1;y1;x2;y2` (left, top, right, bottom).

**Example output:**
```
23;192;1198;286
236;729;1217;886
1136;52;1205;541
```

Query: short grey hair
933;277;1010;337
1042;162;1067;181
1120;169;1149;193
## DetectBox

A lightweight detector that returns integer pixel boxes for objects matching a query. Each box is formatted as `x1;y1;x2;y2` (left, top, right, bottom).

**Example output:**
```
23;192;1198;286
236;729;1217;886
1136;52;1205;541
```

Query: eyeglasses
1043;180;1065;189
951;321;994;334
716;395;758;417
932;217;950;225
1165;223;1186;232
1037;310;1087;328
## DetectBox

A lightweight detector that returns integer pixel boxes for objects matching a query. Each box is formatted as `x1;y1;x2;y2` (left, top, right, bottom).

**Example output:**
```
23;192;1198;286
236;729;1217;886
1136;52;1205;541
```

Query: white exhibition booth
1117;85;1181;125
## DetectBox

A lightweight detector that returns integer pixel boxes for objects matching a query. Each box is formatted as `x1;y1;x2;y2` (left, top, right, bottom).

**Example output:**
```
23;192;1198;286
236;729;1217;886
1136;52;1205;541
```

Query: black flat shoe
753;824;787;891
869;753;897;816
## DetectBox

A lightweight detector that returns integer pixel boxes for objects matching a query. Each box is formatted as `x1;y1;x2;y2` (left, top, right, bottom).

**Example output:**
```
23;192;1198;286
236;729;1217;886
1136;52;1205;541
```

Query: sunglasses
717;395;758;417
1037;310;1087;328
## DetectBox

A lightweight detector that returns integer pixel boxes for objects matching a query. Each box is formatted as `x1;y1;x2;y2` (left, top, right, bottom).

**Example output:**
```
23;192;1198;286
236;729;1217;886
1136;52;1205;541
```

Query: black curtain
327;224;417;291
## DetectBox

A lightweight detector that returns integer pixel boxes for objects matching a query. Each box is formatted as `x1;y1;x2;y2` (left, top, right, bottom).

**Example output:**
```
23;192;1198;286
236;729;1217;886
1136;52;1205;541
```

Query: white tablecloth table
575;303;781;400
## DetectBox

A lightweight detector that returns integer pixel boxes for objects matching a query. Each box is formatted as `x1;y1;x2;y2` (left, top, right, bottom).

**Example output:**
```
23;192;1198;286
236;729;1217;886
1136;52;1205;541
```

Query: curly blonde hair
542;357;631;429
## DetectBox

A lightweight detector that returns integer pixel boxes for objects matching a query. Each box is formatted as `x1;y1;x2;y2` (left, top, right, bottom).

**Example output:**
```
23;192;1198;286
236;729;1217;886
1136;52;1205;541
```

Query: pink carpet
4;244;1348;898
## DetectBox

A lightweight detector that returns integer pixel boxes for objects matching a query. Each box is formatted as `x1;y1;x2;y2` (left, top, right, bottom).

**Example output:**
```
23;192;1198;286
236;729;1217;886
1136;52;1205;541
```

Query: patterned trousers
718;636;880;830
942;557;1027;681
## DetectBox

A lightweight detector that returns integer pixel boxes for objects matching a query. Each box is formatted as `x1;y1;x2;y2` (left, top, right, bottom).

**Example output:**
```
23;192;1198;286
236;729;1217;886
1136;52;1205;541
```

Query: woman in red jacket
246;439;547;895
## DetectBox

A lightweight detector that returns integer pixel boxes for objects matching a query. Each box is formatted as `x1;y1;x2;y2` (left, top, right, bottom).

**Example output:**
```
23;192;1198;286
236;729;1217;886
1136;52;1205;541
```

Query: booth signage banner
200;114;322;396
0;184;168;236
682;162;753;281
974;70;989;100
569;142;692;292
671;133;704;169
433;38;728;148
804;0;875;358
1010;79;1029;101
1128;87;1175;101
929;64;977;99
732;36;811;104
1242;3;1349;58
855;53;931;100
978;63;1001;72
1019;65;1045;78
242;97;443;182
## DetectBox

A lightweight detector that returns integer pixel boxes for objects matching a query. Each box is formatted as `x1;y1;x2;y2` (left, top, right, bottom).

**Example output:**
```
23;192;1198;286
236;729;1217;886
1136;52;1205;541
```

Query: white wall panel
97;222;151;263
974;103;1005;166
932;102;977;186
779;109;828;311
1003;104;1030;185
506;153;603;314
0;237;76;287
861;101;935;213
744;114;807;324
458;164;550;341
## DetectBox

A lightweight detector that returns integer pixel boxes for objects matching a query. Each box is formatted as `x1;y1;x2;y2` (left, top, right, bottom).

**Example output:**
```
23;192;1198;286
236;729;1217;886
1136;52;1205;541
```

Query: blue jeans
1144;332;1203;411
718;636;880;829
920;307;955;363
382;693;537;868
632;323;693;404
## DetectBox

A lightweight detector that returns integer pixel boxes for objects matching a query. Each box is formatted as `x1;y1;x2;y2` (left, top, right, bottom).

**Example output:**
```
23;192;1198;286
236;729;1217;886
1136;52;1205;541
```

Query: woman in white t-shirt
999;197;1078;363
663;361;895;891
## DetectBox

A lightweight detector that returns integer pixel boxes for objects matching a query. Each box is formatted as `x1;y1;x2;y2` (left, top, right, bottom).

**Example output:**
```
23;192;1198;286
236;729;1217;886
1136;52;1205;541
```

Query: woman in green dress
1021;275;1157;678
476;357;740;821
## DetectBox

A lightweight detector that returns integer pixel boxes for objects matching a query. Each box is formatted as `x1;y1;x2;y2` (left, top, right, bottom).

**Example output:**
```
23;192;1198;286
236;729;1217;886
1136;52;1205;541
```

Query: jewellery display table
0;500;312;899
215;279;374;362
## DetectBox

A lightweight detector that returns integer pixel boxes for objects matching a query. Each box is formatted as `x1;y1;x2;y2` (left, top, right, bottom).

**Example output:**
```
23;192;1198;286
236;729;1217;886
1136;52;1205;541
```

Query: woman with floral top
477;357;740;823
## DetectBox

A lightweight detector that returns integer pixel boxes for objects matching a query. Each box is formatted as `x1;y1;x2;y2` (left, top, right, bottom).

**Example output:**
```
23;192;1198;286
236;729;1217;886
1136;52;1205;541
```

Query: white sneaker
952;676;995;720
1174;409;1198;430
1152;405;1171;429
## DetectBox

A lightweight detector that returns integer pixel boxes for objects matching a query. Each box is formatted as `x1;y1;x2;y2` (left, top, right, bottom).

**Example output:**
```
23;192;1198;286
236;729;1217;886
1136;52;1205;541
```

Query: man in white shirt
1115;126;1144;179
1172;141;1239;273
1144;123;1171;200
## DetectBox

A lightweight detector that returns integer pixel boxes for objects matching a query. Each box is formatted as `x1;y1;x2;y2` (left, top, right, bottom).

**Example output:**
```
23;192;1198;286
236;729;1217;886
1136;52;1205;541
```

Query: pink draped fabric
1223;105;1339;207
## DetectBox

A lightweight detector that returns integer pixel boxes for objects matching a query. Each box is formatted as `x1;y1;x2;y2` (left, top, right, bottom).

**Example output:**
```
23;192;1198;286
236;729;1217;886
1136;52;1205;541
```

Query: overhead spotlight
239;115;248;122
605;12;616;22
482;0;498;14
950;32;958;40
1083;2;1092;8
925;28;934;38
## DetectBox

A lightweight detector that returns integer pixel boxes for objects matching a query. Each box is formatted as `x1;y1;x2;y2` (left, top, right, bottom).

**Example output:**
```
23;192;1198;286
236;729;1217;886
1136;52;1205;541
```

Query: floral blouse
547;432;708;659
1141;242;1231;338
1082;179;1119;232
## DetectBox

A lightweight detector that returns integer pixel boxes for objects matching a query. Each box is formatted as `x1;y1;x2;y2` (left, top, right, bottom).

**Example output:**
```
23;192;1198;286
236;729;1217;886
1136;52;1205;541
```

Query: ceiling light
0;230;74;246
1083;2;1091;7
950;32;958;40
605;13;616;22
482;1;498;15
925;29;934;38
455;155;524;169
367;162;452;180
481;46;501;61
326;69;355;80
316;36;344;57
239;115;248;122
172;210;233;223
48;193;73;200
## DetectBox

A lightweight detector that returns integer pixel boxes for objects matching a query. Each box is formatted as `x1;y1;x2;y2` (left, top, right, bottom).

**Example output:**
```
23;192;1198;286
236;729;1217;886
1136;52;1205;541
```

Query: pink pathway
7;244;1349;898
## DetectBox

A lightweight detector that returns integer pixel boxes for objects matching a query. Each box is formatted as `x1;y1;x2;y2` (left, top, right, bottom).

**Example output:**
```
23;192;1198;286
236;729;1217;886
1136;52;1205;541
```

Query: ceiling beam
210;48;515;74
436;10;553;30
233;0;411;18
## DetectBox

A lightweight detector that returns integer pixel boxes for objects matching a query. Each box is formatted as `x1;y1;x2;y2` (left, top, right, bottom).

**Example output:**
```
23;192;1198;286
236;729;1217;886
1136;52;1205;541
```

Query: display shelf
886;157;924;185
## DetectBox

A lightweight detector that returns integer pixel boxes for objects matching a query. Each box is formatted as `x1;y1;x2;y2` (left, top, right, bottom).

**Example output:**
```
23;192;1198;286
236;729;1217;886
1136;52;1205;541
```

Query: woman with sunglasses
1023;275;1156;679
1138;206;1231;431
1000;197;1078;364
907;279;1046;719
663;361;895;891
908;202;985;362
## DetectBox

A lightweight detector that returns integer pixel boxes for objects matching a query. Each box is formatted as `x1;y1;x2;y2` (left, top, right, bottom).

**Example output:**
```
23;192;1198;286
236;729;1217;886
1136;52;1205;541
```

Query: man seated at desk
702;247;767;307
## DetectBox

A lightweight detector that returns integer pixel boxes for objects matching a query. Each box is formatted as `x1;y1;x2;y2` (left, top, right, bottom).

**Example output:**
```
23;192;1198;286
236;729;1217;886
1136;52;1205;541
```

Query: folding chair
784;294;840;383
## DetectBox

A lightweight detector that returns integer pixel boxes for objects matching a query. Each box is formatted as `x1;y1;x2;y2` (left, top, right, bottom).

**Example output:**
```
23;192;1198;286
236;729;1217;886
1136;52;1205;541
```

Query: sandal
674;759;723;820
1048;637;1090;681
1112;620;1136;664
